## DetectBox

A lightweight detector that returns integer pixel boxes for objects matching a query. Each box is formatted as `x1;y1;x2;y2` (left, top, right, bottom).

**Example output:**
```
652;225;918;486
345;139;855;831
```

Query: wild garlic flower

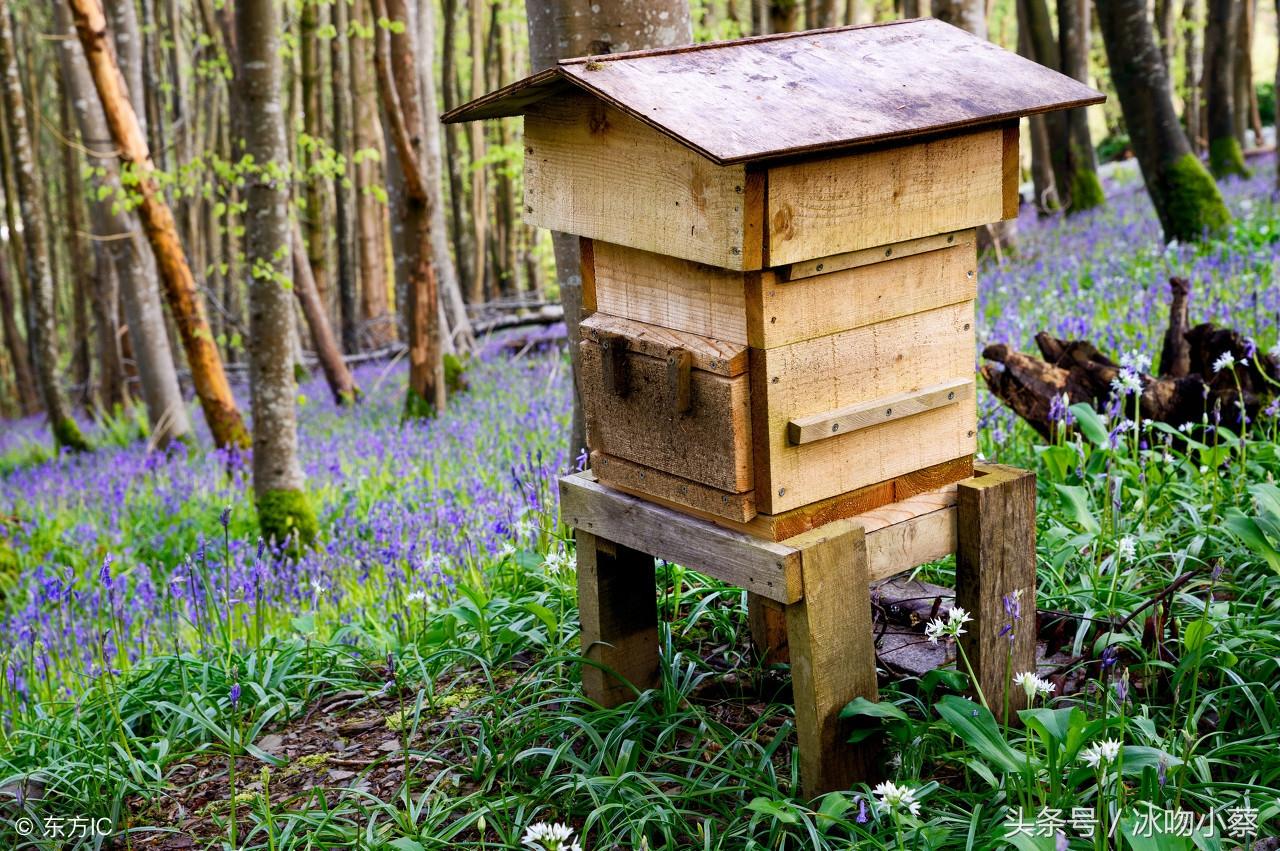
872;781;922;817
1080;739;1122;768
925;606;972;644
1013;671;1055;702
1116;536;1137;563
405;589;428;605
1212;352;1236;373
521;821;582;851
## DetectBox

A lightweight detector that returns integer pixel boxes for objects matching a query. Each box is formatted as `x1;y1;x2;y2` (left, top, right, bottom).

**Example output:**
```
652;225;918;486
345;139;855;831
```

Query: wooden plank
742;168;767;269
577;532;662;707
895;455;974;502
783;522;880;793
747;592;788;665
560;473;802;603
756;301;978;513
581;338;753;492
781;229;974;282
524;92;750;270
866;508;957;582
590;242;749;345
956;463;1037;723
580;237;597;313
581;313;747;376
787;378;974;445
1002;123;1020;220
591;451;756;523
750;241;976;349
766;130;1005;267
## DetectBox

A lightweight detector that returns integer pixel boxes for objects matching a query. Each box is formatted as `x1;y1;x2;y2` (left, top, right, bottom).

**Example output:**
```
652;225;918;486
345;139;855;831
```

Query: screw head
816;263;824;271
832;423;840;432
885;408;893;416
948;391;955;400
778;487;786;497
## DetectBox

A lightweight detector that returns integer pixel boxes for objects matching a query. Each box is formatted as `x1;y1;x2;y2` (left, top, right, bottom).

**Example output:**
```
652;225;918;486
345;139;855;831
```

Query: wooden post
956;464;1037;722
784;521;880;794
577;531;661;707
747;593;789;665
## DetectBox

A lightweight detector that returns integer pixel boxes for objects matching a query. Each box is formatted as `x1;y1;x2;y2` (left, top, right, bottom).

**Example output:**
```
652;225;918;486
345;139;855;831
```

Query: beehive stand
443;16;1100;798
560;463;1035;795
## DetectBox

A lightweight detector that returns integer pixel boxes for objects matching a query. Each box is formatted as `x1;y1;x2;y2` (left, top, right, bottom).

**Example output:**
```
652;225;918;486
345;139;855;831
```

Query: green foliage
1259;82;1276;127
1096;133;1131;164
255;488;318;550
1162;152;1231;241
402;386;436;420
1208;135;1250;179
1067;164;1106;213
443;353;468;395
52;417;91;453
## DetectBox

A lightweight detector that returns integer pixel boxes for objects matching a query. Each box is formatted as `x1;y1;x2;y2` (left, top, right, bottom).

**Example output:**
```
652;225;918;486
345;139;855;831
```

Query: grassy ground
2;162;1280;849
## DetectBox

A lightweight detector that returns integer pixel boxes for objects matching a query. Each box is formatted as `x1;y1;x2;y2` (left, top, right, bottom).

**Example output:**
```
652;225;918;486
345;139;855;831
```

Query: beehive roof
441;18;1104;166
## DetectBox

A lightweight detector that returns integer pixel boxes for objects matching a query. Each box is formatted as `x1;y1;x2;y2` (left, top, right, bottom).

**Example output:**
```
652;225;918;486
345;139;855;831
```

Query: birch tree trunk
1;2;89;450
237;0;318;546
67;0;249;448
526;0;693;467
57;2;192;446
1204;0;1248;176
1097;0;1231;242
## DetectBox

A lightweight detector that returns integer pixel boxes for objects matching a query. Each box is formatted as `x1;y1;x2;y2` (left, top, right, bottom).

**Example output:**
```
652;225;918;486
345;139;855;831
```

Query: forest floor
2;160;1280;849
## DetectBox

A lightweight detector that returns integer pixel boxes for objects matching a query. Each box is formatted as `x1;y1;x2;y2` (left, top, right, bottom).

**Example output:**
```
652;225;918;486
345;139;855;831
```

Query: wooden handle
666;348;692;414
786;377;973;445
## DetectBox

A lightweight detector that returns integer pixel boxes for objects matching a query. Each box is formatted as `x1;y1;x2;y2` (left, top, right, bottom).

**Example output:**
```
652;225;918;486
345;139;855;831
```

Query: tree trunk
0;2;89;450
467;0;488;303
1017;0;1056;213
526;0;693;466
375;0;445;417
769;1;799;31
291;219;360;405
1056;0;1103;211
1096;0;1231;242
331;0;359;354
59;72;103;411
0;248;37;415
1018;0;1062;212
236;0;317;546
1204;0;1248;176
441;0;474;306
1155;0;1178;69
1234;0;1259;146
67;0;250;449
932;0;986;38
300;0;329;316
1184;0;1204;154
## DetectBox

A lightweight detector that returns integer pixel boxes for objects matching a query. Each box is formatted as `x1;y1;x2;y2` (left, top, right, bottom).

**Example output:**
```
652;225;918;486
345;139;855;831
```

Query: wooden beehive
445;19;1102;537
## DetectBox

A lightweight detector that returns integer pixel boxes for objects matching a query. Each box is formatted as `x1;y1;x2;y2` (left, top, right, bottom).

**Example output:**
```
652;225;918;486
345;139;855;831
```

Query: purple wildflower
856;796;869;824
229;682;241;709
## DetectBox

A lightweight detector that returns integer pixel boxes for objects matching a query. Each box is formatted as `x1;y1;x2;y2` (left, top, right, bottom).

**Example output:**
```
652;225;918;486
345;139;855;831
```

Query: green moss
293;362;310;384
256;488;318;551
402;387;436;421
1162;153;1231;243
53;417;91;453
0;539;17;601
444;353;468;395
1067;167;1105;213
1208;136;1250;179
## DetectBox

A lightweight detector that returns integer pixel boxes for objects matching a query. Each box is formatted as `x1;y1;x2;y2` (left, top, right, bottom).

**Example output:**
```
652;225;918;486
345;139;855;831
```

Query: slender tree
291;219;361;405
1184;0;1204;154
1056;0;1103;210
67;0;250;449
236;0;318;545
1097;0;1230;242
932;0;985;37
0;248;36;416
0;2;89;450
331;0;359;353
1204;0;1248;176
466;0;487;303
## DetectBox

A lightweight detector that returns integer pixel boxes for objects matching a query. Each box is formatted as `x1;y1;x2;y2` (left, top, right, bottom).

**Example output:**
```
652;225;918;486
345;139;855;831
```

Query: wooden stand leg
747;592;789;665
784;523;879;795
956;464;1037;722
577;531;661;707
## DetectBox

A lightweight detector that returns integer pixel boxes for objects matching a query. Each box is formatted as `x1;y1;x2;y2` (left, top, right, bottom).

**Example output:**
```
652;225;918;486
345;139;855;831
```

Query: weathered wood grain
580;313;748;376
749;240;977;349
1001;123;1020;220
787;378;974;445
767;130;1005;267
524;93;752;269
591;451;756;523
577;532;661;707
753;301;978;513
780;229;974;282
591;242;749;344
956;463;1037;723
560;473;802;602
747;592;788;665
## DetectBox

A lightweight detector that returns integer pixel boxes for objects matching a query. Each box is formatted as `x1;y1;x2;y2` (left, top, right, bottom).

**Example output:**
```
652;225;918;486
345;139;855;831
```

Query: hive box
445;19;1103;535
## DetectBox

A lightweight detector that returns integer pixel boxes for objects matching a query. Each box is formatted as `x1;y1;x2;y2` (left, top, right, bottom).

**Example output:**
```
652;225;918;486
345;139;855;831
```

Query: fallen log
981;277;1279;439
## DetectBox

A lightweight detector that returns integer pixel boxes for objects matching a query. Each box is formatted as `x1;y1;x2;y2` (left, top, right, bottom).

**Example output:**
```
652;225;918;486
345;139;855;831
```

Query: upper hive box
445;19;1102;534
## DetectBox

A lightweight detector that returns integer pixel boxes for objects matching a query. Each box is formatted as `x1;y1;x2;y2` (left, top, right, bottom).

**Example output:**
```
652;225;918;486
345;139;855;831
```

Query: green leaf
921;667;970;695
1182;618;1212;654
745;796;800;824
841;696;909;743
1054;484;1101;534
1118;745;1182;777
934;695;1029;774
1224;510;1280;573
388;839;425;851
1070;402;1109;446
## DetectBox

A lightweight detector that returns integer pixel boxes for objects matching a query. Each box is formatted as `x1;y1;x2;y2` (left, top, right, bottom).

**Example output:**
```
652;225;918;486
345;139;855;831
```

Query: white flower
924;606;972;644
1013;671;1056;702
1178;422;1195;433
872;781;922;818
1116;536;1137;563
1080;739;1122;768
924;619;947;643
543;547;571;574
521;821;581;851
405;590;427;605
1213;352;1236;373
498;542;517;560
1110;369;1143;397
1120;350;1152;373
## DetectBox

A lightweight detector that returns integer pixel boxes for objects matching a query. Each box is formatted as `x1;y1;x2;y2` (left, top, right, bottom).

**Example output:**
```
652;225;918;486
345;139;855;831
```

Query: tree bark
1;1;88;450
1096;0;1230;243
331;0;359;354
932;0;986;38
440;0;474;306
1155;0;1178;69
1056;0;1103;211
526;0;693;467
237;0;317;546
300;0;329;315
67;0;250;449
291;219;361;405
1204;0;1248;176
769;1;799;31
59;70;103;411
1017;0;1056;213
467;0;488;303
0;248;36;415
1184;0;1204;154
375;0;445;416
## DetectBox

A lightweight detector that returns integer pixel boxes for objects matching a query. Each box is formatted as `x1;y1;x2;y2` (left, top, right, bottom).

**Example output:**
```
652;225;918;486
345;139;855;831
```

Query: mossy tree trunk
1204;0;1248;176
236;0;317;547
1097;0;1230;243
0;1;89;451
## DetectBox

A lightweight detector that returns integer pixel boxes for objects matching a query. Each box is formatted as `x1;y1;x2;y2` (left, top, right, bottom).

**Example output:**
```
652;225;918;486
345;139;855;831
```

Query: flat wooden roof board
442;18;1104;165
